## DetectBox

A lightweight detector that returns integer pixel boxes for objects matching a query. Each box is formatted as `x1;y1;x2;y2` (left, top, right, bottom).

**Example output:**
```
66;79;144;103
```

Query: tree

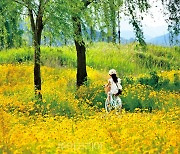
88;0;149;45
13;0;50;100
161;0;180;45
0;0;23;50
72;16;88;87
71;0;93;87
69;0;150;86
70;0;150;88
122;0;150;46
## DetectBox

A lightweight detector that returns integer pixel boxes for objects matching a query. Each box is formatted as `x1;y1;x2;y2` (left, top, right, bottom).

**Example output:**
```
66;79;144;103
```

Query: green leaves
161;0;180;45
0;0;23;49
1;0;179;48
125;0;150;46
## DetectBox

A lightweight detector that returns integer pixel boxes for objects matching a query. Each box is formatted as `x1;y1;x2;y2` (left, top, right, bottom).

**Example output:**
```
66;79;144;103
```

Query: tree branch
28;8;36;34
13;0;38;17
83;0;96;7
36;0;44;30
13;0;29;8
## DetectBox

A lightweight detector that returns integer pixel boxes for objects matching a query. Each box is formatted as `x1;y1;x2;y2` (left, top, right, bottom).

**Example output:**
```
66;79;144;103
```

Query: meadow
0;43;180;153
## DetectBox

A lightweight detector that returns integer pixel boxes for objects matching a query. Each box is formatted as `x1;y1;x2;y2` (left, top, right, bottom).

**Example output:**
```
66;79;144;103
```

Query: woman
105;69;122;110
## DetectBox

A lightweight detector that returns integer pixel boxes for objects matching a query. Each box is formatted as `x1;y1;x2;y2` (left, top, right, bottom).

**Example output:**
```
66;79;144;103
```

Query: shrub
138;71;159;88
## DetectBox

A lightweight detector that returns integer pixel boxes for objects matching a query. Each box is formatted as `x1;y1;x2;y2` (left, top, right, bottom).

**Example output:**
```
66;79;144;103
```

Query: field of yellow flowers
0;64;180;153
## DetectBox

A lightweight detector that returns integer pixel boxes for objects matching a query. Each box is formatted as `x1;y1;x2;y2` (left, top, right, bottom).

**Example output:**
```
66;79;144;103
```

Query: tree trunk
112;22;116;43
90;26;95;43
44;36;47;46
64;38;67;45
0;6;3;49
75;39;87;87
5;21;13;48
28;7;43;100
100;29;105;42
34;37;42;100
49;29;52;47
0;29;4;50
118;11;121;44
111;2;116;43
72;16;87;87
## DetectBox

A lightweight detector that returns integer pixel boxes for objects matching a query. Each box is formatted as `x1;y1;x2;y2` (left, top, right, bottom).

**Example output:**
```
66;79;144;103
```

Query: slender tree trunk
0;29;4;50
28;7;43;100
49;28;52;47
111;1;116;43
64;37;67;45
101;29;105;42
112;21;116;43
0;6;3;50
12;18;18;47
72;16;87;87
90;26;95;43
118;10;121;44
5;21;13;48
44;36;47;46
107;34;111;43
34;36;42;100
63;32;67;45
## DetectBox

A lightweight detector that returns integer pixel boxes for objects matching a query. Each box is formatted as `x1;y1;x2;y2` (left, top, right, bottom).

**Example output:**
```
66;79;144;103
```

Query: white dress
107;77;122;107
108;78;122;95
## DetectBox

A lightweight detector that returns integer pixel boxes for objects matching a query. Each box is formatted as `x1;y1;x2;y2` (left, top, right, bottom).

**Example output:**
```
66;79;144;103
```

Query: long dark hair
111;74;118;83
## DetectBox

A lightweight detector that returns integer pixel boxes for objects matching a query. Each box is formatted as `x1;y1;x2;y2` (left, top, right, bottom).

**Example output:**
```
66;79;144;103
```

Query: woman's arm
104;80;111;94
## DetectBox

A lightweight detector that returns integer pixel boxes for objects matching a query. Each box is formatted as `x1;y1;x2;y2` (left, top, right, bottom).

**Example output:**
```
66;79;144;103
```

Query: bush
137;71;180;92
138;71;159;88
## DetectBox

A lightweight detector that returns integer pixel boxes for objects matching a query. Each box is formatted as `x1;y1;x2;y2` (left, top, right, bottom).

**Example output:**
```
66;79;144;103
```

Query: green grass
0;42;179;76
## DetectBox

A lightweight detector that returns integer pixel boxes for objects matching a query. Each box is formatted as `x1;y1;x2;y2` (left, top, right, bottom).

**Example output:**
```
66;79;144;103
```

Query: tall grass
0;42;179;76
